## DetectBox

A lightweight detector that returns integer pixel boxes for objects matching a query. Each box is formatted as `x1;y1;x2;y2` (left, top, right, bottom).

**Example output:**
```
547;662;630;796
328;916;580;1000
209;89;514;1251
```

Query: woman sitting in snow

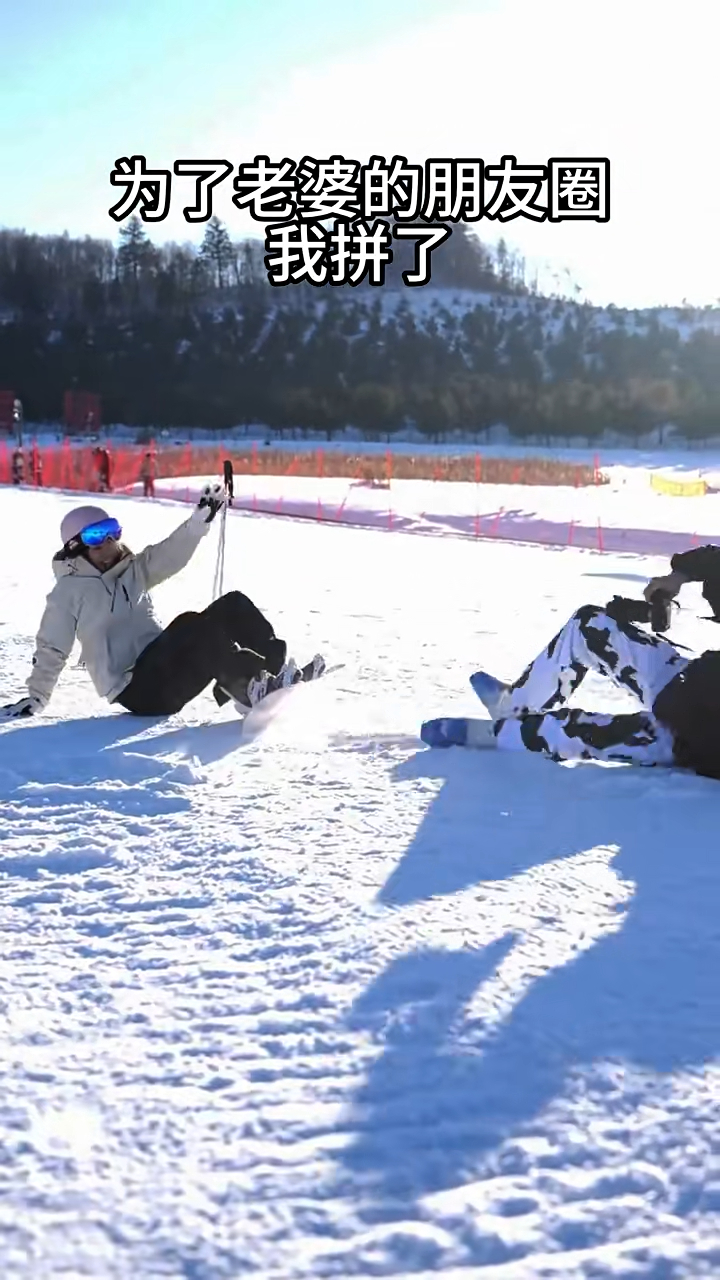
1;487;318;721
423;544;720;781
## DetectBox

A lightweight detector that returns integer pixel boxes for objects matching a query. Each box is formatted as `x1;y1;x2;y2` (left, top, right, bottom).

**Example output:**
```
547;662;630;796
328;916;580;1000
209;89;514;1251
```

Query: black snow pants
115;590;286;715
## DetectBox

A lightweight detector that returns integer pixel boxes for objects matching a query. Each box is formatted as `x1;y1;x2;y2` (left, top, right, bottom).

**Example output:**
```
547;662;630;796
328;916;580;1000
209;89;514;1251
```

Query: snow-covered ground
1;485;719;1279
121;465;720;558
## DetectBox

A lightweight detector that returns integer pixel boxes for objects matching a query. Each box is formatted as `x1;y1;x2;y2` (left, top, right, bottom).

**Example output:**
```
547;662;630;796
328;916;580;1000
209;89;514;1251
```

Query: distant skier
11;447;25;484
423;543;720;781
93;446;112;492
0;486;301;721
140;451;156;498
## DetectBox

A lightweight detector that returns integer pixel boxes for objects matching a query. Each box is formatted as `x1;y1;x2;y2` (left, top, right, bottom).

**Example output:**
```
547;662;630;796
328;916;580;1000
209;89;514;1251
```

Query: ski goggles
77;516;122;547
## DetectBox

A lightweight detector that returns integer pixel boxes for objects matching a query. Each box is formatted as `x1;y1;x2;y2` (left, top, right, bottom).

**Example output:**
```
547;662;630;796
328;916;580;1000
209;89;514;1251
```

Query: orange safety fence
0;440;607;490
2;439;709;560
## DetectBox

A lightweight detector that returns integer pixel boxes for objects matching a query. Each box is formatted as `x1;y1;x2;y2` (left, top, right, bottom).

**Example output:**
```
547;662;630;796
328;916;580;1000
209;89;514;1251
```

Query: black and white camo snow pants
495;604;689;766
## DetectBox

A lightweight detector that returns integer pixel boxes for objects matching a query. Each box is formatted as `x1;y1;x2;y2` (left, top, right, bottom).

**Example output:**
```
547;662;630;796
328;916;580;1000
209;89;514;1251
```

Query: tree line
0;216;529;318
1;217;720;438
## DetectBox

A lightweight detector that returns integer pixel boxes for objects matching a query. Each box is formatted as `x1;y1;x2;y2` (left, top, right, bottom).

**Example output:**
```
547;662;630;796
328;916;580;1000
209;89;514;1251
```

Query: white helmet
60;505;111;546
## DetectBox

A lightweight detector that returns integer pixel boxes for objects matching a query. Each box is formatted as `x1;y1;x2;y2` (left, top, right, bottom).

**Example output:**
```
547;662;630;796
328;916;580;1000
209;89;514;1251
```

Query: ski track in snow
0;487;718;1280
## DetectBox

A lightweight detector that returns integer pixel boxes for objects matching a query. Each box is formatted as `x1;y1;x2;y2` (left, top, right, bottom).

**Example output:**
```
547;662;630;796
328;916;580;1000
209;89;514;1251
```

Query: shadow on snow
0;706;252;784
339;745;720;1214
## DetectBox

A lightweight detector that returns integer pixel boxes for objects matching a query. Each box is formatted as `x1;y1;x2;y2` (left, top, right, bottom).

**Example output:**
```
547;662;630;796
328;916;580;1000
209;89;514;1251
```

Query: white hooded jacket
27;509;211;709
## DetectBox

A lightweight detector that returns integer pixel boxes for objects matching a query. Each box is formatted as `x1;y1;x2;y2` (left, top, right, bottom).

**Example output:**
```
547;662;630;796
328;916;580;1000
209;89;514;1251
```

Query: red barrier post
147;438;157;499
316;448;324;520
81;446;95;491
61;437;72;489
104;441;114;492
334;456;365;521
568;468;579;546
74;445;81;490
385;449;393;530
30;441;40;486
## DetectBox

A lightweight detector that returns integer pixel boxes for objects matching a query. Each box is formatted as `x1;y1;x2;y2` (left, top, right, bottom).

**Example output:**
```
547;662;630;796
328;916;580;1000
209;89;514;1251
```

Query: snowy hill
314;285;720;340
9;280;720;443
0;487;719;1279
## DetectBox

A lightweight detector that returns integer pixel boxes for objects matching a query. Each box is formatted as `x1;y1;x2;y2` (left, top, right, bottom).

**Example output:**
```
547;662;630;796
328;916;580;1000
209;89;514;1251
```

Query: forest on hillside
1;216;719;439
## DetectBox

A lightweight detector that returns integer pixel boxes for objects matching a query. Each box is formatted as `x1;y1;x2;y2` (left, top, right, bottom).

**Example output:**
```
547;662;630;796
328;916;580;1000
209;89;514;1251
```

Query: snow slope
0;487;719;1279
123;466;720;558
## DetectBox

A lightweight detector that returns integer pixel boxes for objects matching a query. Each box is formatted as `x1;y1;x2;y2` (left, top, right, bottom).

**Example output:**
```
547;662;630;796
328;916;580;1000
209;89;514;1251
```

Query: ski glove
0;696;42;721
643;571;687;602
193;481;226;524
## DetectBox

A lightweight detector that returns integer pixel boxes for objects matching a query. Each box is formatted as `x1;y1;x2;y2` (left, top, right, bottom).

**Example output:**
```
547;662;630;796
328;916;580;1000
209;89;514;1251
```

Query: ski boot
213;673;256;710
246;653;327;706
247;657;299;706
299;654;326;683
469;671;513;720
212;638;288;708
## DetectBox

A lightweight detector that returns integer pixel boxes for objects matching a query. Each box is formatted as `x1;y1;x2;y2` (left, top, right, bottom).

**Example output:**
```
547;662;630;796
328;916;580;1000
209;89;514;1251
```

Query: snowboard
421;668;500;749
420;716;497;750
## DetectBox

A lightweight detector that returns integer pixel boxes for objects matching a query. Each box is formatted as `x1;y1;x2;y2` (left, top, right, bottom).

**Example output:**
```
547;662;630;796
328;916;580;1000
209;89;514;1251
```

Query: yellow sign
650;473;707;498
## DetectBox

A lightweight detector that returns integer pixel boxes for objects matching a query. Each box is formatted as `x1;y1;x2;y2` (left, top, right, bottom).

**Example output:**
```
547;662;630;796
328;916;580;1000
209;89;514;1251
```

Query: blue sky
1;0;717;309
1;0;473;227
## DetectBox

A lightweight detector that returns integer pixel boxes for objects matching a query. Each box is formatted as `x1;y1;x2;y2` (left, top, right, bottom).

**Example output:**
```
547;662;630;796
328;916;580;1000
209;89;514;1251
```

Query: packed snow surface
0;485;718;1279
123;462;720;558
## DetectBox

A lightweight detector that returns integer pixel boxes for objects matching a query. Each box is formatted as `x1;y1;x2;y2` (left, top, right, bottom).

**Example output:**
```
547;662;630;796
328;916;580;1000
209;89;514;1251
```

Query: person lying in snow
422;543;720;780
1;487;317;721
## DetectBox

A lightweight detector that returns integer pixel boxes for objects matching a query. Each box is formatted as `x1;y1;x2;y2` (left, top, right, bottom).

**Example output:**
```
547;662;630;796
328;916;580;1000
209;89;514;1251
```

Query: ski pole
212;459;234;600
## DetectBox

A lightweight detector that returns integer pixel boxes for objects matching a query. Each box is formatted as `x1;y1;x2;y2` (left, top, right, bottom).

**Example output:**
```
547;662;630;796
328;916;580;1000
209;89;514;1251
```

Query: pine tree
116;216;152;283
200;216;235;289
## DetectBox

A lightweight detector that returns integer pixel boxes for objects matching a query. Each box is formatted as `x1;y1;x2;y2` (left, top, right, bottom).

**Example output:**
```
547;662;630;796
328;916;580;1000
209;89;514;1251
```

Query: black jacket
652;545;720;778
671;544;720;620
